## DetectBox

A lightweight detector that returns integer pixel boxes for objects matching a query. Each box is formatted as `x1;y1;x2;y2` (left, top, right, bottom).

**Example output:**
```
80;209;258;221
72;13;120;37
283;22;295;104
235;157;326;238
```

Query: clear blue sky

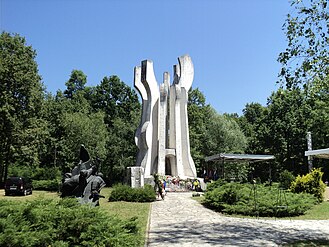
1;0;291;115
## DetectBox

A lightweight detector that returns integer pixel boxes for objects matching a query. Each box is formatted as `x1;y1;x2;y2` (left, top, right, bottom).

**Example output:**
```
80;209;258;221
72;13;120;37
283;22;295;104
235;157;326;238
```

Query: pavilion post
307;131;313;172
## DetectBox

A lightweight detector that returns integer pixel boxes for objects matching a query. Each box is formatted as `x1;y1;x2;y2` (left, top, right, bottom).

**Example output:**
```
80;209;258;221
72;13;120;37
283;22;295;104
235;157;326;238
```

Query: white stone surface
126;166;144;188
134;55;197;179
134;60;159;178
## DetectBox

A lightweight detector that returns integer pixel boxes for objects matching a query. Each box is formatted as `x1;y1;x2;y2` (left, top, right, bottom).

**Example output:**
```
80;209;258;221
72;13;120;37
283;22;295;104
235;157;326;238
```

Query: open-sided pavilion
305;148;329;159
205;153;275;163
204;153;275;181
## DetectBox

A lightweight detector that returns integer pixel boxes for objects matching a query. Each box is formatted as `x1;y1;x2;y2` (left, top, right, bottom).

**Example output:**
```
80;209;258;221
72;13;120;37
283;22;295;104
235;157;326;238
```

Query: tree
0;32;45;183
91;76;140;126
188;88;247;176
242;89;311;178
306;76;329;180
278;0;329;88
266;89;311;173
58;111;108;172
64;70;87;99
188;88;212;172
205;110;246;155
239;103;267;152
105;117;139;184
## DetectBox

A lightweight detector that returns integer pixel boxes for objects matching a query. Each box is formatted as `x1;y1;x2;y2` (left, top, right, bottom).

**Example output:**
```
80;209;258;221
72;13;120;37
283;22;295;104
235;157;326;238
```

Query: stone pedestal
126;167;144;188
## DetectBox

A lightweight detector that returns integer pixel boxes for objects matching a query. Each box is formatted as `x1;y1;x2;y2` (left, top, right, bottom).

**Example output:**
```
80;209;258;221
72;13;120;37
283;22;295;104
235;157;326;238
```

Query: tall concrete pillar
134;55;197;180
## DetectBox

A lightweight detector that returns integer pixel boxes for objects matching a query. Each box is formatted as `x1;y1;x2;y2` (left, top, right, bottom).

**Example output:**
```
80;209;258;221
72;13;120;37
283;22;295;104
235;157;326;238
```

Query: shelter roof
205;153;275;163
305;148;329;159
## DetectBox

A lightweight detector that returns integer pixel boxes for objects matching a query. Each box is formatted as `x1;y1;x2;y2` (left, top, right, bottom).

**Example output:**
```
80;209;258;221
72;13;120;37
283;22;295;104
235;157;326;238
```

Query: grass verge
100;187;150;245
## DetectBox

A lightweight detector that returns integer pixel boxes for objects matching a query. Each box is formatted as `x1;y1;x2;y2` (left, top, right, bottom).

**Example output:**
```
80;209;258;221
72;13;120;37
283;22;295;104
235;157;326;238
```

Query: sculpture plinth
134;55;197;181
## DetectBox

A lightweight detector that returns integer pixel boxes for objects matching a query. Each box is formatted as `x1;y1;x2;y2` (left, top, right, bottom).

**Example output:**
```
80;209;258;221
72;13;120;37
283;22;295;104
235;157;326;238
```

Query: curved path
146;192;329;246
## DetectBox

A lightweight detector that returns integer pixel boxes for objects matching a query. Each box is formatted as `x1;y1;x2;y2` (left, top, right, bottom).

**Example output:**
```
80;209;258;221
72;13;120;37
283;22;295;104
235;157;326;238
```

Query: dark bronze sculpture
61;145;106;206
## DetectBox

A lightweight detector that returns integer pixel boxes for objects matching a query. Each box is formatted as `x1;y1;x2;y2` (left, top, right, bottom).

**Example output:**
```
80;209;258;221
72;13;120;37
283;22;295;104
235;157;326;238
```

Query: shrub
32;167;61;180
206;179;226;192
0;198;141;247
203;182;316;217
109;184;156;202
278;170;295;190
32;179;60;191
290;168;326;203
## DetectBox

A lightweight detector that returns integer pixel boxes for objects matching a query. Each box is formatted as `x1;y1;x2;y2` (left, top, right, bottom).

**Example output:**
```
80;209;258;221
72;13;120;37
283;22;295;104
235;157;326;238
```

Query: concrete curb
144;202;152;247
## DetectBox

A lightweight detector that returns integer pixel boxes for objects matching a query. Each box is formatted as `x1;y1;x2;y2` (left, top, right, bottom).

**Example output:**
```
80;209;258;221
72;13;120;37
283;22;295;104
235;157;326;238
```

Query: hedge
203;182;316;217
0;198;141;247
32;179;61;191
109;184;156;202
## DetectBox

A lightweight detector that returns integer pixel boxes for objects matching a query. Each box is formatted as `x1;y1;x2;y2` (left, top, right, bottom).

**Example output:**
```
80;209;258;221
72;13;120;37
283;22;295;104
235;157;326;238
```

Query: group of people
153;174;203;199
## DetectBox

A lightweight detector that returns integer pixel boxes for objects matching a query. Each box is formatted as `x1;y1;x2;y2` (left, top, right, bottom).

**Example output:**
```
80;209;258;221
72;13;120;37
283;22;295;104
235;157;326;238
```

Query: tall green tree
91;76;140;126
265;89;311;174
188;88;247;176
58;111;108;171
240;103;269;154
188;88;212;171
89;76;140;183
241;89;311;178
0;32;45;183
278;0;329;88
307;76;329;150
64;70;87;99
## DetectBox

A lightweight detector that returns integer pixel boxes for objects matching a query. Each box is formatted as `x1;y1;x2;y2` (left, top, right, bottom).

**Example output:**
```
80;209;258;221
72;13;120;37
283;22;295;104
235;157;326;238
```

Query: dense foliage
0;32;141;186
0;32;45;185
109;184;156;202
0;198;141;247
188;88;247;176
203;182;317;217
290;168;326;202
278;170;295;190
278;0;329;88
32;179;60;191
238;86;328;181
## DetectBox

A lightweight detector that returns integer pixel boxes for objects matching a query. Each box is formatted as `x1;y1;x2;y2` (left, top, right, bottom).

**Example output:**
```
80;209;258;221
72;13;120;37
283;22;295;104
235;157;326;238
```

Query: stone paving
147;192;329;246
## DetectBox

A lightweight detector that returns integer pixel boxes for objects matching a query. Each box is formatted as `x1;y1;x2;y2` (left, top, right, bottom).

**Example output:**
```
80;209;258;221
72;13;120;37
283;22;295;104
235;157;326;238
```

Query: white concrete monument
134;55;197;182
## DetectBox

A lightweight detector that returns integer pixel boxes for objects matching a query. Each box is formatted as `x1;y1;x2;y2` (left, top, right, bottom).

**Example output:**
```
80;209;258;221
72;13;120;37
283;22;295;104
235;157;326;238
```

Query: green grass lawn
100;187;150;244
0;188;150;246
293;200;329;220
0;189;59;201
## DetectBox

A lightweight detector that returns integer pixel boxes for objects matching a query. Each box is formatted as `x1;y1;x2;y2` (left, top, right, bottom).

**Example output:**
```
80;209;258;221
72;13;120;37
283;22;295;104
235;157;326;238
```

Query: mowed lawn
0;187;151;246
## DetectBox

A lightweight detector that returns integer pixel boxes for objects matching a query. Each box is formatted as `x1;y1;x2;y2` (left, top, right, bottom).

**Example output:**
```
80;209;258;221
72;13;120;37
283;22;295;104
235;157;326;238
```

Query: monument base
144;176;155;187
126;167;144;188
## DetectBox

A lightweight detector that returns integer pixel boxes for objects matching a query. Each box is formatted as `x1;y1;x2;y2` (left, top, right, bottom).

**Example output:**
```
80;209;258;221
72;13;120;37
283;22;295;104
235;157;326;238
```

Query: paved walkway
147;192;329;246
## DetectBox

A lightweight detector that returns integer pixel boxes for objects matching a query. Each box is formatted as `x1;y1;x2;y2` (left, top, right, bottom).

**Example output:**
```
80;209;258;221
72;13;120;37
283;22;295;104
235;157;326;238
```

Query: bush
203;182;317;217
109;184;156;202
32;179;60;191
278;170;295;190
0;198;141;247
206;179;226;192
32;167;61;180
290;168;326;203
